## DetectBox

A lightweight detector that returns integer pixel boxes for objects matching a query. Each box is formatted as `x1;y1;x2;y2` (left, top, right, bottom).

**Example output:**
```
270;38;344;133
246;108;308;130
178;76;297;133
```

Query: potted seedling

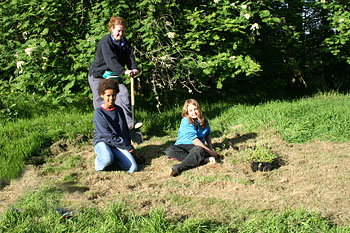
248;144;277;172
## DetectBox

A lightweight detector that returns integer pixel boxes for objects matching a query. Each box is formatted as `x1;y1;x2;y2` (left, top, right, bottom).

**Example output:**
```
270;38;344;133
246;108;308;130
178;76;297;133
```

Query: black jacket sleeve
89;34;138;77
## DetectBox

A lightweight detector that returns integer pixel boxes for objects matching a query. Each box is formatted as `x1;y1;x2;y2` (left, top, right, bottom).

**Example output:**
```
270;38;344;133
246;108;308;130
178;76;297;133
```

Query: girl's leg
175;146;205;171
111;147;138;173
165;145;190;161
94;142;115;171
167;144;205;176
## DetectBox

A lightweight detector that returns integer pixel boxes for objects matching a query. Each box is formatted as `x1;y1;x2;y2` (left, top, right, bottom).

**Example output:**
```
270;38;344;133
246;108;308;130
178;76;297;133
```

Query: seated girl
166;99;220;176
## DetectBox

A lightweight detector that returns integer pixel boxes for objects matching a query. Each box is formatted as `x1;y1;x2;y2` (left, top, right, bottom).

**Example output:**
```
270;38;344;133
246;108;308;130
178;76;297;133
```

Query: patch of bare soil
0;165;42;212
1;131;350;225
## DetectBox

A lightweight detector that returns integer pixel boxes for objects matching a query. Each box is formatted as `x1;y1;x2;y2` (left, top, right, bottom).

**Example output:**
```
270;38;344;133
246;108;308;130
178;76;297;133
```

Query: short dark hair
98;79;120;96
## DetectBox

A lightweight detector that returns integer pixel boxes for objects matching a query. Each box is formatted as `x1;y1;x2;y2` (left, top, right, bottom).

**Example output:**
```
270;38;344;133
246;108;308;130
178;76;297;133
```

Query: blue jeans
94;142;138;173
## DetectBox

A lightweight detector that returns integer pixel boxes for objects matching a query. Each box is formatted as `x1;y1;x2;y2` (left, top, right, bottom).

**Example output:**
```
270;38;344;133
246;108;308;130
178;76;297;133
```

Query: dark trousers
166;144;208;172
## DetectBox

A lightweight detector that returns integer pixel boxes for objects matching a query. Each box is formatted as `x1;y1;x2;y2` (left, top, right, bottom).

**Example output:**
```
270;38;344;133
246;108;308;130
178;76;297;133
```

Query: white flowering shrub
1;0;93;109
321;2;350;64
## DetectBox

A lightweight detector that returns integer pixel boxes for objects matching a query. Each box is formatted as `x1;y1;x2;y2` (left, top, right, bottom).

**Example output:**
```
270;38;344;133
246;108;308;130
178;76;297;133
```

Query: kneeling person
93;79;137;173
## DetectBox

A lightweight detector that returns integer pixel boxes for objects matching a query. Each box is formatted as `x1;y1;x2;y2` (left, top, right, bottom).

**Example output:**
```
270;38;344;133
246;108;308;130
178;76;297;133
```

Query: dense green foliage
1;0;350;119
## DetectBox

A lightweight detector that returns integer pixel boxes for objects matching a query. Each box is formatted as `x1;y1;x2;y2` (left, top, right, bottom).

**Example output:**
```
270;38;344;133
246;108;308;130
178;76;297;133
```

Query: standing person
88;16;142;130
93;79;137;173
166;99;221;176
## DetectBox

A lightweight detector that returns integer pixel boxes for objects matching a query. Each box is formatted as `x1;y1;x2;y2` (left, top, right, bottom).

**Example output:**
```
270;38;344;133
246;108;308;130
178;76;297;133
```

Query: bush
1;0;350;119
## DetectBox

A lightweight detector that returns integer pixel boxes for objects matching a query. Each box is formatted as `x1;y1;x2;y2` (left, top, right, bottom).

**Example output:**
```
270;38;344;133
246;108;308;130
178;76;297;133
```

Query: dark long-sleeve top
93;105;132;151
89;33;138;78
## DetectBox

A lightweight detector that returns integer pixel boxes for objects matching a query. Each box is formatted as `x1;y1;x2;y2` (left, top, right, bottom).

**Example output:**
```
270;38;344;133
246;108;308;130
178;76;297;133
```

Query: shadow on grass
59;182;90;193
137;140;175;170
212;132;258;150
0;179;10;191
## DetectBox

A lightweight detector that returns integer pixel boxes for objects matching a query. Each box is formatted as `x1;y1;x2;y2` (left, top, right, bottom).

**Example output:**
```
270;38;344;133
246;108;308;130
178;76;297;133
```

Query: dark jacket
89;33;138;78
93;105;132;151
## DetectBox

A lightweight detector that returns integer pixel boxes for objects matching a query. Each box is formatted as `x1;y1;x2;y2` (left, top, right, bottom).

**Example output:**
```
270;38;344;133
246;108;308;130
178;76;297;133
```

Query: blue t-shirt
174;117;211;145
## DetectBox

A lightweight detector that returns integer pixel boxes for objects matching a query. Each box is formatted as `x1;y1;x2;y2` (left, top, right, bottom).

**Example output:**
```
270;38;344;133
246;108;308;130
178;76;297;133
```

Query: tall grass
237;208;350;233
1;186;349;232
0;110;94;180
211;92;350;143
0;186;222;232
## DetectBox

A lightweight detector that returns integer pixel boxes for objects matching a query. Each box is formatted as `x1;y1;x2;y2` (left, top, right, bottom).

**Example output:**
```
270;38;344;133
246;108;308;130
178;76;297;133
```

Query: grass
2;91;349;180
0;186;223;232
1;91;350;231
212;92;350;143
237;208;349;232
1;187;349;232
0;110;94;180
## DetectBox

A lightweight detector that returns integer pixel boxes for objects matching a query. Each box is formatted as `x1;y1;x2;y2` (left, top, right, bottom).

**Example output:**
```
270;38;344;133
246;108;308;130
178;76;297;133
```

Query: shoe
203;157;216;164
129;122;143;130
168;167;179;177
134;122;143;129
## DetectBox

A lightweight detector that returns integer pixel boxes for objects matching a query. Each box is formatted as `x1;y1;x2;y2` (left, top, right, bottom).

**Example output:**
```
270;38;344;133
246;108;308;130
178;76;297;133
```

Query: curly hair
98;79;120;96
182;99;208;129
108;16;127;32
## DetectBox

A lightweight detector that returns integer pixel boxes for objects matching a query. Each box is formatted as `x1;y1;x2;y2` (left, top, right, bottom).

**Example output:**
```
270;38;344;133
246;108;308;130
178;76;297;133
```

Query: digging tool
103;71;143;143
129;76;144;144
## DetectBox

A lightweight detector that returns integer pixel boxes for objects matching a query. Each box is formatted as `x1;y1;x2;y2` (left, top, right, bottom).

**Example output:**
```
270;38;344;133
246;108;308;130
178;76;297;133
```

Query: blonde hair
108;16;127;32
182;99;208;129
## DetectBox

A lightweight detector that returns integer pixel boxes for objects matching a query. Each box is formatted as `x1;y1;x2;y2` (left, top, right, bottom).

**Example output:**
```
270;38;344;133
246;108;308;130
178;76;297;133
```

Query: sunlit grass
1;186;349;232
211;92;350;143
0;111;94;180
1;92;350;231
1;92;350;180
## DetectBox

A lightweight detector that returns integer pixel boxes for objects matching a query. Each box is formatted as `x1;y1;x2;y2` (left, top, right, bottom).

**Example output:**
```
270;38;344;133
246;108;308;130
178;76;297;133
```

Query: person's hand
125;69;139;77
124;70;133;77
129;149;135;156
131;69;139;76
210;150;221;159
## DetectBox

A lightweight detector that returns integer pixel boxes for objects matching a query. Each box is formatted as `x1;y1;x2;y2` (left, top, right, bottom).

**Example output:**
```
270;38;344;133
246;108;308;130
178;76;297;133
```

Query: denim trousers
165;144;207;172
94;142;138;173
88;75;133;129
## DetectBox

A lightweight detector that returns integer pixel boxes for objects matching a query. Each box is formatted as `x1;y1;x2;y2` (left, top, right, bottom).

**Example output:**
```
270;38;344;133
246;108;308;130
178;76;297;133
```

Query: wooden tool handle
130;77;135;106
130;77;135;125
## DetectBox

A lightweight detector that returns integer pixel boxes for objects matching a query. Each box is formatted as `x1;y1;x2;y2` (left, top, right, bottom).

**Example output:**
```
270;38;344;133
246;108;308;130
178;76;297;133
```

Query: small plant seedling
247;144;277;163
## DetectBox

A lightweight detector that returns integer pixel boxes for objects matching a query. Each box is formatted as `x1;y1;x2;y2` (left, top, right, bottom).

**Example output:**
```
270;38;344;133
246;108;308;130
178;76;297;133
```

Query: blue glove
103;71;120;80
